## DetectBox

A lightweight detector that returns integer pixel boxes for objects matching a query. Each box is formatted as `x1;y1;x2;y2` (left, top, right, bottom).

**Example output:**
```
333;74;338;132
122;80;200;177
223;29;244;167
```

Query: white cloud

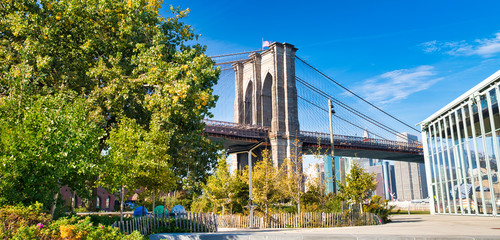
355;65;442;105
420;32;500;57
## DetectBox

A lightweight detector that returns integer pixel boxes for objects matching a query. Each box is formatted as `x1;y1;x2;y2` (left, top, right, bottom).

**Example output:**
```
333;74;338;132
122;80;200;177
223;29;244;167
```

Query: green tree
277;139;304;214
338;161;377;212
301;175;326;212
0;93;104;214
251;149;279;220
98;117;142;220
1;0;220;210
203;155;247;214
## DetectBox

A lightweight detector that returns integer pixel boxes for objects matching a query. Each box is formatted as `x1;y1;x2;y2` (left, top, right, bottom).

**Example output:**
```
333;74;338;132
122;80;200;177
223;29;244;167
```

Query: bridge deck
204;120;424;162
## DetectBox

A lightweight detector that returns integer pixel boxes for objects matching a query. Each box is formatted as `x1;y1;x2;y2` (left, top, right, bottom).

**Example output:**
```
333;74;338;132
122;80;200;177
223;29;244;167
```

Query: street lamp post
328;99;336;194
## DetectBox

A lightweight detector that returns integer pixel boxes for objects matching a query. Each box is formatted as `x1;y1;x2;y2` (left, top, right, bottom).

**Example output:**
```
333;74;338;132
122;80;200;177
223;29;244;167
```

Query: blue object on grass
133;206;148;217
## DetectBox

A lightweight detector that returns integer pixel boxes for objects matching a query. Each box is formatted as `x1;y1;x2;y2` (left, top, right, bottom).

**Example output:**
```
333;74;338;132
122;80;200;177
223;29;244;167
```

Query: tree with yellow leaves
0;0;220;212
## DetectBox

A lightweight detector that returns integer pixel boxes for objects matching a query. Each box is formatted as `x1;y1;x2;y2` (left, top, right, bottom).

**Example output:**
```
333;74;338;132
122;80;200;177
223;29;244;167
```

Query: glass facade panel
494;130;500;214
421;74;500;216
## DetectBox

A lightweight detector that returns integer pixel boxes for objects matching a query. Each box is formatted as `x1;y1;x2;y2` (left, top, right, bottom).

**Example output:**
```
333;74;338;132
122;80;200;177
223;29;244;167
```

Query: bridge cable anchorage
209;50;262;59
297;95;389;140
296;76;411;141
295;55;421;133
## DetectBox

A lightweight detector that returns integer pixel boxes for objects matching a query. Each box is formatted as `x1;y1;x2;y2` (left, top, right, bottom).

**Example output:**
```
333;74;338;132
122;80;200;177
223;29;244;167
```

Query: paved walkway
150;214;500;240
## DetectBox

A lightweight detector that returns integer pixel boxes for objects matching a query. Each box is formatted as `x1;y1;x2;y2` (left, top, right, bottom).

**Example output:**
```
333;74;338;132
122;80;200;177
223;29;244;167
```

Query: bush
0;204;145;240
190;196;212;213
87;215;132;226
149;218;210;234
0;202;51;239
363;195;396;223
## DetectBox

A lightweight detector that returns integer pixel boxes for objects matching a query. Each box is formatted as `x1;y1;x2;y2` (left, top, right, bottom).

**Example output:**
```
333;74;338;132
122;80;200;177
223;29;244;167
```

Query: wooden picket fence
216;212;381;229
112;212;217;235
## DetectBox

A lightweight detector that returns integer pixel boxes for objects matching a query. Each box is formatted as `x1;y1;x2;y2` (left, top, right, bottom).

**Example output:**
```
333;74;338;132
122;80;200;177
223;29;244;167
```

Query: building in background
419;70;500;216
394;133;428;201
394;161;428;201
304;162;325;191
367;161;397;200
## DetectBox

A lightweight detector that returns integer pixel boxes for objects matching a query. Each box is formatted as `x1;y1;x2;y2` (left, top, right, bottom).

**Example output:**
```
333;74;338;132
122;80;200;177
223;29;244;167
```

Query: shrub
149;218;210;234
87;215;132;226
0;204;144;240
363;195;396;223
0;202;51;239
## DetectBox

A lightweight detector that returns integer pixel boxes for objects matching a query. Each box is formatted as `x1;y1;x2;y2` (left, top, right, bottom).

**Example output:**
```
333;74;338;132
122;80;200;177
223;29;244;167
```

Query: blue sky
162;0;500;130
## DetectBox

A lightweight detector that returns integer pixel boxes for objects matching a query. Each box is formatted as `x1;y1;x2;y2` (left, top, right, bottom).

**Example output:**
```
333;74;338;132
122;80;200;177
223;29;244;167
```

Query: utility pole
248;149;253;227
246;142;263;228
328;99;336;194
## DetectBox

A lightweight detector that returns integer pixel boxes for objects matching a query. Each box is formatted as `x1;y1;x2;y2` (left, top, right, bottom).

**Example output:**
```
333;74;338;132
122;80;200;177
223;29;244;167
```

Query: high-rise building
365;160;397;200
394;133;428;201
394;161;428;200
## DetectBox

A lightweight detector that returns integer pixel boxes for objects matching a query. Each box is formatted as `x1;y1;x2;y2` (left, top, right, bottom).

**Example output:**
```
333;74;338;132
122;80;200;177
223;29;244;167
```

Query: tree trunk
120;186;125;222
163;194;167;218
265;204;269;226
50;191;59;216
298;201;301;215
88;186;98;212
152;191;156;216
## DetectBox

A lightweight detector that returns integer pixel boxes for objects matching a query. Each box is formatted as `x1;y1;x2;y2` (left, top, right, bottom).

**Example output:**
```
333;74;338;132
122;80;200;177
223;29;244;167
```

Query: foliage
87;215;132;227
42;216;144;240
251;149;280;215
0;204;144;240
203;154;247;214
0;93;104;212
1;0;220;211
162;192;192;211
0;203;50;239
324;194;343;213
338;161;377;205
190;195;212;213
301;174;327;212
148;218;211;234
277;139;305;214
363;195;396;223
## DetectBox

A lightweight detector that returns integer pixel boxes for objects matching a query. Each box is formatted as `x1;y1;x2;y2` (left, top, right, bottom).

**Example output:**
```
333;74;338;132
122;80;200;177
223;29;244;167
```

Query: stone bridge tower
232;42;301;168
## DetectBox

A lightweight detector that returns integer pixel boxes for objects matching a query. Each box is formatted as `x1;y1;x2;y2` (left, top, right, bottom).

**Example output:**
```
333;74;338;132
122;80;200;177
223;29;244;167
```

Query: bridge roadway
204;120;424;163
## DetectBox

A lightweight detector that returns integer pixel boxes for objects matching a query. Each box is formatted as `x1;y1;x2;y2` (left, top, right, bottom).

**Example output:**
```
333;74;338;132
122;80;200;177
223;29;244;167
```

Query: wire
209;50;262;59
295;55;421;133
296;76;406;139
297;95;388;140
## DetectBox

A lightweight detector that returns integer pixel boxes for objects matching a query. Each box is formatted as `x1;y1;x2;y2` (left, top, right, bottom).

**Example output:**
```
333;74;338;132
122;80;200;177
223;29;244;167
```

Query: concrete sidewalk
150;214;500;240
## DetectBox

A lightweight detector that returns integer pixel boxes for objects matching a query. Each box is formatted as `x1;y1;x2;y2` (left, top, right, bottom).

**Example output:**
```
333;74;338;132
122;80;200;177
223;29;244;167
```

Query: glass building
419;70;500;216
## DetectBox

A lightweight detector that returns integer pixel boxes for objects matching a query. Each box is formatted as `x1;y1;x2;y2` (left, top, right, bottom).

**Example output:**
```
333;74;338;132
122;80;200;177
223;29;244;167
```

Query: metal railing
203;119;269;139
301;131;422;152
203;120;422;153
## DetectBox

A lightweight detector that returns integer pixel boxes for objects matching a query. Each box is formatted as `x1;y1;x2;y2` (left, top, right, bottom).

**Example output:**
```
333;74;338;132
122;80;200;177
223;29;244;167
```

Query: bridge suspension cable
207;49;420;143
209;50;262;59
296;76;410;140
295;55;421;133
297;95;388;140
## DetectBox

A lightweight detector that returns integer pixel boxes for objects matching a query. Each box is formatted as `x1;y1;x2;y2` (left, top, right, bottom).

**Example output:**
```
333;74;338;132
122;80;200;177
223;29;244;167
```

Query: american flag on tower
262;40;270;49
